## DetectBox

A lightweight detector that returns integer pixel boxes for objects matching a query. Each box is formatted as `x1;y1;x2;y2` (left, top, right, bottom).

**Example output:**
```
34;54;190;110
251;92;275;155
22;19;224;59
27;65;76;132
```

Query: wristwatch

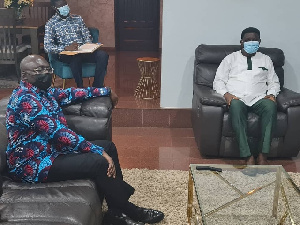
269;94;276;98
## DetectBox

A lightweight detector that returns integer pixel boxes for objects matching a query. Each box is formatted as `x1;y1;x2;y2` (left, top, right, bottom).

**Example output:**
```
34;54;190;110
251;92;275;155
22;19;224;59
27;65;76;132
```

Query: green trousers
229;98;277;158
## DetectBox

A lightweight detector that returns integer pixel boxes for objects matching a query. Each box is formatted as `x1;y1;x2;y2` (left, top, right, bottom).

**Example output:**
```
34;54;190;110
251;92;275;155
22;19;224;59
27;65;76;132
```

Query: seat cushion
222;111;287;137
0;179;102;225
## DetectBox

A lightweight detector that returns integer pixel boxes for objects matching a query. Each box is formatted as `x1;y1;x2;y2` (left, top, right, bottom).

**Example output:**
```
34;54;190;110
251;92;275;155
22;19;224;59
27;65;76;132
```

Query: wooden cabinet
115;0;160;51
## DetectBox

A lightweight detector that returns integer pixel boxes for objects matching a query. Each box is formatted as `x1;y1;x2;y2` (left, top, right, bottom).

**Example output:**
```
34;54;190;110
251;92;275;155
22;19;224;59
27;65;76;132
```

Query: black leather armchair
0;95;113;224
192;45;300;158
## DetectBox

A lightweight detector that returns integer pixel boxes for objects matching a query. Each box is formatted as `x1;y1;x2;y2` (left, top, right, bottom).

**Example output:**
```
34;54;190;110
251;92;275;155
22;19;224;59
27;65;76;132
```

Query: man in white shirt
213;27;280;165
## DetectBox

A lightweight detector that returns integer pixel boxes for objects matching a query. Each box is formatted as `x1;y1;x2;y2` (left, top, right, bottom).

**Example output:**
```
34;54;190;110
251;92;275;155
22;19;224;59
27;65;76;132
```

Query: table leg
29;28;38;54
187;169;194;224
272;167;281;218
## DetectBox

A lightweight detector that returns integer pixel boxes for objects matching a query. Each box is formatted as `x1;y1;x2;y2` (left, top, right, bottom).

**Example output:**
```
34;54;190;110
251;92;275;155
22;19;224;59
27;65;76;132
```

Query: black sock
122;202;141;220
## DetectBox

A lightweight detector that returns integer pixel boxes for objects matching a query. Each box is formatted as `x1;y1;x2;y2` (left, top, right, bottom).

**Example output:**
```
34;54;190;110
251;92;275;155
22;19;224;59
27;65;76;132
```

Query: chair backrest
0;8;17;63
89;27;99;43
23;1;55;22
0;97;9;174
194;44;285;89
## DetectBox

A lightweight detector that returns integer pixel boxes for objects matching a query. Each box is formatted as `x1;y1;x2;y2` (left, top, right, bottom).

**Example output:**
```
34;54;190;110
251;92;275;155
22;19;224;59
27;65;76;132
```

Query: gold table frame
187;164;300;225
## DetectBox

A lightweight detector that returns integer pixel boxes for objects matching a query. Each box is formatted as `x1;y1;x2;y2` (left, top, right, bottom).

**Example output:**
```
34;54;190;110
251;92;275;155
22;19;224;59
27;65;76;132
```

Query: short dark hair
50;0;57;6
50;0;64;7
241;27;260;39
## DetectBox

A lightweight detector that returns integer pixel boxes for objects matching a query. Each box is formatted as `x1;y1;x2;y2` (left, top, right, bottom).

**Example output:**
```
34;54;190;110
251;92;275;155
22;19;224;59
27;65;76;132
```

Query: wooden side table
134;57;160;99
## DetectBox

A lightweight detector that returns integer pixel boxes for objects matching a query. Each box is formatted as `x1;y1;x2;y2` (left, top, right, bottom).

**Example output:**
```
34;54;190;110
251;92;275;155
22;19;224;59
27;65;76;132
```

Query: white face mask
243;41;260;54
58;4;70;17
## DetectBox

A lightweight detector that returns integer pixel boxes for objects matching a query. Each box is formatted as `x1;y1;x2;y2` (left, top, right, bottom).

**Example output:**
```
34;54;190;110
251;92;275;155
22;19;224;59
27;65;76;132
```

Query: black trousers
47;140;135;210
59;50;109;88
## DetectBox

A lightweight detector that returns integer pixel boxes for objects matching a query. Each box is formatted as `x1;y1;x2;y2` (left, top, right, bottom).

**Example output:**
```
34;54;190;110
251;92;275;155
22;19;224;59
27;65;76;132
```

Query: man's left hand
102;151;116;178
264;95;276;102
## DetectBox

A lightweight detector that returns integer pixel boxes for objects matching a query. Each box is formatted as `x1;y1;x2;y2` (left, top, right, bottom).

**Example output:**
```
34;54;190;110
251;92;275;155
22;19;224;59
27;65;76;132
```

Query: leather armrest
0;123;8;173
62;96;112;118
277;88;300;112
0;97;9;126
81;96;112;118
0;174;3;197
193;84;226;107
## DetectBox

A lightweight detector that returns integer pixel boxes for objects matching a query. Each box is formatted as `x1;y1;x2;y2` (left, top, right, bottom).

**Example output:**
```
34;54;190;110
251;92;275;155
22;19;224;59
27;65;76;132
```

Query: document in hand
60;43;103;55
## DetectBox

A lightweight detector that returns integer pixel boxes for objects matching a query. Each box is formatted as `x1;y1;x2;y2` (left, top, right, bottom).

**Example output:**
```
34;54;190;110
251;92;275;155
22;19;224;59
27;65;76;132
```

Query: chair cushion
0;179;102;225
49;52;97;80
222;111;287;138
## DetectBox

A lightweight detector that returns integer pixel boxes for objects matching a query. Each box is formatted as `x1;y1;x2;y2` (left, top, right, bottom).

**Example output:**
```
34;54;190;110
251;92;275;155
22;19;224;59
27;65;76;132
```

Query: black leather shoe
135;207;164;224
103;210;144;225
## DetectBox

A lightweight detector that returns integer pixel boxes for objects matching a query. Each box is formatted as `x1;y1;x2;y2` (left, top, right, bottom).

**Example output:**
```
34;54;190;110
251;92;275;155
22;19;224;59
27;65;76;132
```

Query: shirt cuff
218;89;228;97
267;91;277;97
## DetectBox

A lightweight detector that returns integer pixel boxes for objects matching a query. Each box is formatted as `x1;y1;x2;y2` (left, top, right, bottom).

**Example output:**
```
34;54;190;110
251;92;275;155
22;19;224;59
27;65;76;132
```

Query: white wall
161;0;300;108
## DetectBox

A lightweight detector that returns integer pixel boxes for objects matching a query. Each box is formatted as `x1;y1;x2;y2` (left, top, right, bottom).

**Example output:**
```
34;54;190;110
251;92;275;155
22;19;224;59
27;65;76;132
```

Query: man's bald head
20;55;53;90
20;55;49;73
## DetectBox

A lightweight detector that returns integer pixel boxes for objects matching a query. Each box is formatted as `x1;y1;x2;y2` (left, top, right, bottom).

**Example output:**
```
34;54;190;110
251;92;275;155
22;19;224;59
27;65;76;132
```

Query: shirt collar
239;50;258;58
20;80;47;95
54;13;73;21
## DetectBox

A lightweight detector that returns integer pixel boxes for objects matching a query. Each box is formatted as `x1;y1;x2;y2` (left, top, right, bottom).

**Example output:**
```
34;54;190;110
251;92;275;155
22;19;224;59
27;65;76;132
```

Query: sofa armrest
0;97;9;126
276;88;300;112
62;96;112;118
81;96;113;118
193;84;226;107
62;96;113;141
0;174;3;197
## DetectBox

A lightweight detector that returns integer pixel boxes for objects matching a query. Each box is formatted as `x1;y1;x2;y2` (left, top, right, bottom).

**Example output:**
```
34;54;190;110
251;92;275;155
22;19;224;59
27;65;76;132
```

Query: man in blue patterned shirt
6;55;164;225
44;0;108;88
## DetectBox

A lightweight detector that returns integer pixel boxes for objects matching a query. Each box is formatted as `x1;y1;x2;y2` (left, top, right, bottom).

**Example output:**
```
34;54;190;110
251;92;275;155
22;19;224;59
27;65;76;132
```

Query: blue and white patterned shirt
6;81;110;183
44;14;92;54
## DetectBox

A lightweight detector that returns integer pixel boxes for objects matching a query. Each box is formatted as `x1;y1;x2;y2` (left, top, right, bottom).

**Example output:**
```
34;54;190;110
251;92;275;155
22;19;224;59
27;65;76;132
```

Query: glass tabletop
189;164;300;225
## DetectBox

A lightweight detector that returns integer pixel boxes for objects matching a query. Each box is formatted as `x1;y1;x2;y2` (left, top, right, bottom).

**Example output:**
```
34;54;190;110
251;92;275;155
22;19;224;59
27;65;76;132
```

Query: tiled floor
113;127;300;173
0;50;300;173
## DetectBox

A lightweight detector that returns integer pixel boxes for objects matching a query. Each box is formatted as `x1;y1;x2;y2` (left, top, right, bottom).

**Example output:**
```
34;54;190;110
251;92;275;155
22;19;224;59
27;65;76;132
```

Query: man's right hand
64;42;79;51
224;92;239;106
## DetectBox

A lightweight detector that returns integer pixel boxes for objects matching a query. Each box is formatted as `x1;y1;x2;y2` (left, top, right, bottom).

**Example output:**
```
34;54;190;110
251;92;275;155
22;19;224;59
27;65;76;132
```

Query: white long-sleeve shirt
213;50;280;106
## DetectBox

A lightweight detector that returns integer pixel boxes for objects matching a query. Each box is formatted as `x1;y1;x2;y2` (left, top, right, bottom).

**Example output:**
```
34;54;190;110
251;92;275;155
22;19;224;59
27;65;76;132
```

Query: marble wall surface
68;0;115;47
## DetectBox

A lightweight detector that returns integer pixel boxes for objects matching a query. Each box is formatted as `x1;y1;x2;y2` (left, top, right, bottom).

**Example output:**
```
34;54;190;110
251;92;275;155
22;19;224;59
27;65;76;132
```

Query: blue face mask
243;41;260;54
58;4;70;17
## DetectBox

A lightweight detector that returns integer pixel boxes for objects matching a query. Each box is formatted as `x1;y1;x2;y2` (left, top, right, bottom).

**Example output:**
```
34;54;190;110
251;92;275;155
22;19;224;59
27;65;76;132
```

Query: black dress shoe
103;210;144;225
135;207;164;224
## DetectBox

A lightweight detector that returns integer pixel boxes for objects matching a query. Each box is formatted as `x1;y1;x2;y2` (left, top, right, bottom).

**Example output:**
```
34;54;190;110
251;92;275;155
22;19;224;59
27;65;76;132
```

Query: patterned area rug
113;169;300;225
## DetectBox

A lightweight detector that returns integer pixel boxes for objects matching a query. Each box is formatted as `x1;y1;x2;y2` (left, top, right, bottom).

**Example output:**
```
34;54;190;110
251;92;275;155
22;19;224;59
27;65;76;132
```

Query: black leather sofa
0;95;113;224
192;44;300;158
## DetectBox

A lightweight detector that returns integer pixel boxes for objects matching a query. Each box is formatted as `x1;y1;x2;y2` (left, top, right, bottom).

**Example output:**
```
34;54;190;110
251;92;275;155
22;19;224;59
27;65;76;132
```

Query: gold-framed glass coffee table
187;164;300;225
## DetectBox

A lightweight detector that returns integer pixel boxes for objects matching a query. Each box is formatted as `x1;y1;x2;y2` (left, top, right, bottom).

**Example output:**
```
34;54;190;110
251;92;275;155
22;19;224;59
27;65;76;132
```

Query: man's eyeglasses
25;67;54;75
